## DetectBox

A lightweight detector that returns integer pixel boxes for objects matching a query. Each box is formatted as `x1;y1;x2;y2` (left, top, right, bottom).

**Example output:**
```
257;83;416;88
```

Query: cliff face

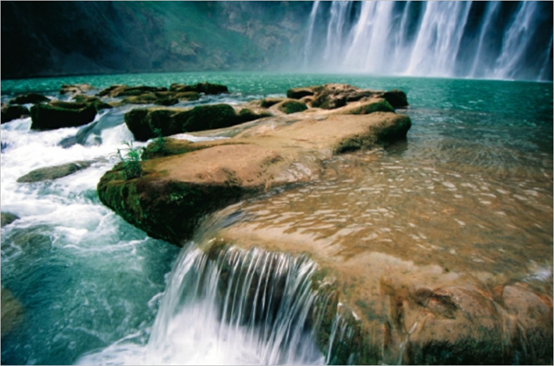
1;1;312;79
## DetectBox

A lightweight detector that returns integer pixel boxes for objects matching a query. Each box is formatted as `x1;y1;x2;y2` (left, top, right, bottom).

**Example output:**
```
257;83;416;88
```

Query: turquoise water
1;72;552;364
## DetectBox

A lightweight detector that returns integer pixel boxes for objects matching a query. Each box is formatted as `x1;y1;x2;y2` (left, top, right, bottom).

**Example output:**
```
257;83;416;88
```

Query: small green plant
117;141;144;180
151;128;166;154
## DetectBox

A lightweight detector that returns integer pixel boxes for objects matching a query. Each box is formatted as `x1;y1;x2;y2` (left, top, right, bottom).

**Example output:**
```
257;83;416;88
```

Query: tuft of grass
117;141;144;180
151;128;166;155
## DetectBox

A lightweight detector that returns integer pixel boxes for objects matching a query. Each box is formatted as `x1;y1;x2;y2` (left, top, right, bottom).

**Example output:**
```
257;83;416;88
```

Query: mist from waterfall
302;1;553;81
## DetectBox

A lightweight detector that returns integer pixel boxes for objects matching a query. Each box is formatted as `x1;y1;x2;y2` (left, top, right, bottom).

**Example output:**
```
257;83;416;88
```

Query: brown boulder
99;107;411;243
311;84;381;109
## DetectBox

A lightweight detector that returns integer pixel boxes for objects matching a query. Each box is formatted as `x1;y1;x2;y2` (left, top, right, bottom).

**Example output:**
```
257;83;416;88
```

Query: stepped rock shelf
97;84;552;364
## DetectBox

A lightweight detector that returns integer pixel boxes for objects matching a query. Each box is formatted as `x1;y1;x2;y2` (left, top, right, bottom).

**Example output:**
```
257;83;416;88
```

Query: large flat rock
98;96;410;244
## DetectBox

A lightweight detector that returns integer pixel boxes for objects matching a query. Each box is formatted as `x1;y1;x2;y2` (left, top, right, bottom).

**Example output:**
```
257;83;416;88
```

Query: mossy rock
286;87;318;99
345;99;395;115
71;95;113;111
236;108;272;123
173;91;201;101
97;173;248;244
260;98;284;108
334;114;411;153
124;109;152;141
48;100;89;109
30;103;97;130
141;138;201;160
97;85;168;98
16;160;94;183
1;104;30;123
60;83;96;95
178;104;238;132
169;82;228;95
1;212;20;227
125;104;253;141
9;93;49;105
121;94;159;105
277;100;308;114
1;287;24;339
383;89;409;108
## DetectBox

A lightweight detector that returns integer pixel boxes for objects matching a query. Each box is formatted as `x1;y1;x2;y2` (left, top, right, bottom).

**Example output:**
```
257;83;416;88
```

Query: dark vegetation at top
1;1;313;79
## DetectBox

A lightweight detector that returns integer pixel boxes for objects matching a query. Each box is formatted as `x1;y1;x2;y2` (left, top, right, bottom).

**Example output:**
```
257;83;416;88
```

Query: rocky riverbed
95;82;552;364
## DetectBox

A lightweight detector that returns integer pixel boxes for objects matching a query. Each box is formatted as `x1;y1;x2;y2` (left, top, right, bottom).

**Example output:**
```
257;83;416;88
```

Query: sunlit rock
98;86;411;243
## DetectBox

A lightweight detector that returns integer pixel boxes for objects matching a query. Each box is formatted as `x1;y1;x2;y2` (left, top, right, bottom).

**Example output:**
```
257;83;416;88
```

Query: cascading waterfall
79;243;333;365
303;1;553;81
146;245;324;365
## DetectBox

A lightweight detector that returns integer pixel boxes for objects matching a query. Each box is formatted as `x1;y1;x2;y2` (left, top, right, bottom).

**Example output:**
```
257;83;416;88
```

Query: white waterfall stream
302;1;553;81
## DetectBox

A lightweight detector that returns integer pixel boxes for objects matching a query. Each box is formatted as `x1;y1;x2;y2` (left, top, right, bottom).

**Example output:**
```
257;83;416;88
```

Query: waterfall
302;1;553;81
145;245;326;364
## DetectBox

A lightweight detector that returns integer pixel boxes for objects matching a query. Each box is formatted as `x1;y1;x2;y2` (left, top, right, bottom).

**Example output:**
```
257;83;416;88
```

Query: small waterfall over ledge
146;244;325;365
302;1;553;81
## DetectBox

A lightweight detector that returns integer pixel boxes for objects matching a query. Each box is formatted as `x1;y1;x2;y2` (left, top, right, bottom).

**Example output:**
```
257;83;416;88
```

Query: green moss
124;109;151;141
348;99;395;115
30;103;97;130
97;171;252;244
375;115;412;146
334;134;377;154
178;104;237;132
260;98;283;108
278;100;308;114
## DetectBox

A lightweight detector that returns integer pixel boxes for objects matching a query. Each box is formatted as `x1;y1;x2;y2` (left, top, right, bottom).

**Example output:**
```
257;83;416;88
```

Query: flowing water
1;72;552;364
303;1;553;81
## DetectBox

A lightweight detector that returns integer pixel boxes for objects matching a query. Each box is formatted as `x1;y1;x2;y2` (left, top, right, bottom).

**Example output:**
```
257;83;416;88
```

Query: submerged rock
8;93;50;105
30;102;97;130
1;212;20;227
1;103;30;123
17;161;94;183
1;287;24;339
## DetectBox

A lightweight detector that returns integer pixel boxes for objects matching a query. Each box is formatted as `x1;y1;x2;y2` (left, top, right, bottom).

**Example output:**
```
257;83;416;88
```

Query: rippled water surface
1;72;552;364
